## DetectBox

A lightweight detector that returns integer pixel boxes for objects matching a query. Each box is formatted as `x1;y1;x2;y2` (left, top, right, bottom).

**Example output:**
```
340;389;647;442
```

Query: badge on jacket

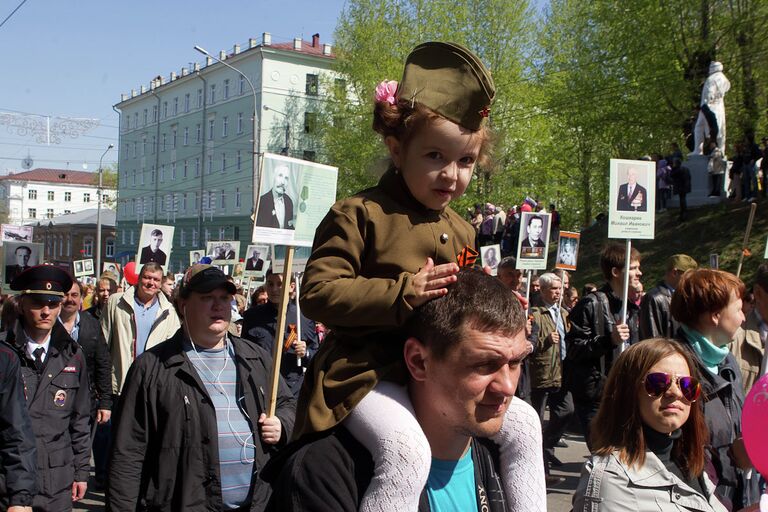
54;389;67;407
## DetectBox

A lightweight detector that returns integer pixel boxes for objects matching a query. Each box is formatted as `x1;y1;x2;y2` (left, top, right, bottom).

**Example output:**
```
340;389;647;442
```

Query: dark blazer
256;192;294;229
616;183;648;211
73;312;113;411
223;250;236;259
245;258;265;271
4;265;29;284
521;237;546;248
139;246;166;265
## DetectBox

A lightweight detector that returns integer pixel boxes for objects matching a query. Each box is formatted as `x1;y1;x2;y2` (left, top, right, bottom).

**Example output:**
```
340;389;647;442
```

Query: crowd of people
0;40;766;512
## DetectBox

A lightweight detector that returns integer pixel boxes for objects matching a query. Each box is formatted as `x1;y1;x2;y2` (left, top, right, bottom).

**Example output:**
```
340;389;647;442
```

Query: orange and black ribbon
456;245;479;269
283;324;297;351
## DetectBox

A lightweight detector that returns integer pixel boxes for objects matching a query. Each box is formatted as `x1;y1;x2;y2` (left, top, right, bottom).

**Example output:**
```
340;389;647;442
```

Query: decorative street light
96;143;114;275
263;105;290;155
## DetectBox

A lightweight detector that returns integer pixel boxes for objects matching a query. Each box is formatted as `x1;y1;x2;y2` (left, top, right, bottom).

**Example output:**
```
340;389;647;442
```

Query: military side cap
179;264;237;298
398;41;495;131
10;265;73;300
667;254;698;272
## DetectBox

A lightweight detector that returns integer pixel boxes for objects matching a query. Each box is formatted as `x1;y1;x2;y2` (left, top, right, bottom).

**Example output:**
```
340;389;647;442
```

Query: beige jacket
573;451;727;512
729;309;765;394
101;286;180;394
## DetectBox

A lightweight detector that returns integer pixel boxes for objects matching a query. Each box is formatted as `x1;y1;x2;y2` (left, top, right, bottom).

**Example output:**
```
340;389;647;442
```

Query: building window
172;129;177;149
218;227;225;239
152;105;158;122
194;158;200;177
122;229;125;245
224;79;230;99
84;193;90;203
197;88;203;108
180;228;186;247
160;164;165;182
306;74;319;96
222;116;228;137
220;190;226;209
64;209;71;214
171;162;177;180
173;97;178;116
237;112;243;134
28;189;37;200
151;135;156;154
303;150;317;161
236;150;242;171
83;238;93;257
239;75;245;95
150;166;156;183
183;127;189;145
209;84;216;104
46;208;54;218
192;228;198;246
143;109;148;125
130;230;134;245
235;187;241;208
181;193;187;211
221;153;227;173
142;136;147;156
26;208;36;219
134;112;138;128
196;124;201;143
126;116;131;130
183;160;188;178
194;192;200;212
64;191;71;202
304;112;317;134
161;133;167;152
47;191;54;200
208;119;214;140
207;154;213;174
163;101;168;119
132;170;136;186
106;239;115;257
184;93;190;112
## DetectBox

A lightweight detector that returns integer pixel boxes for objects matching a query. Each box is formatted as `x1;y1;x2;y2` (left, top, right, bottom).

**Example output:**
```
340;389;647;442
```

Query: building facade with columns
113;32;337;272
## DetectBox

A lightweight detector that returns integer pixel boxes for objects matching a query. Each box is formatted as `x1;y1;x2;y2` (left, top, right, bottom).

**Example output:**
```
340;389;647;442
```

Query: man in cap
4;266;91;510
639;254;698;339
109;264;296;511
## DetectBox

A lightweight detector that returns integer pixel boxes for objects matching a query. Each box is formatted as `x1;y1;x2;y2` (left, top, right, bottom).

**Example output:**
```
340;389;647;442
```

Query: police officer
6;266;90;511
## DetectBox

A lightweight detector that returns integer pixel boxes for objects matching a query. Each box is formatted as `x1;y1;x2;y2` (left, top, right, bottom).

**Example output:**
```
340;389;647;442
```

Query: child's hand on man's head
407;258;459;308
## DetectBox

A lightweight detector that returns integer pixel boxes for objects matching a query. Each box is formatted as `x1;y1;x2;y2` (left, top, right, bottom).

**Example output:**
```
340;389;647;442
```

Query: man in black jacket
109;264;296;511
639;254;698;339
265;270;532;511
5;266;91;510
564;243;641;450
0;342;38;511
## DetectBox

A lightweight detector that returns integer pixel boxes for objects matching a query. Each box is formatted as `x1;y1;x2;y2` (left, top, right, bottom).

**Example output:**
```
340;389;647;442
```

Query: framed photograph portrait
136;223;175;271
74;259;94;278
515;212;551;271
3;241;43;288
480;244;501;276
189;249;205;266
206;241;240;266
1;224;33;244
102;262;121;278
555;232;581;271
608;159;656;240
243;244;270;278
253;153;338;247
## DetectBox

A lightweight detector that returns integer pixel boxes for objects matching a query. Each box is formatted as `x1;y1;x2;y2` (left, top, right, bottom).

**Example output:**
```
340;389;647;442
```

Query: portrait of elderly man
616;167;648;212
256;164;294;229
5;245;33;284
139;228;167;265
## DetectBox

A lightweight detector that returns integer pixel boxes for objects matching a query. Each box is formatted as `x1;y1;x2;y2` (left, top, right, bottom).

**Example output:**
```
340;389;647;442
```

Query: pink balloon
742;373;768;477
123;261;139;286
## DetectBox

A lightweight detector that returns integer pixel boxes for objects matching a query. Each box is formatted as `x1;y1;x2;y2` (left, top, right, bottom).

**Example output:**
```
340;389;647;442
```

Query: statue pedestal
667;155;726;208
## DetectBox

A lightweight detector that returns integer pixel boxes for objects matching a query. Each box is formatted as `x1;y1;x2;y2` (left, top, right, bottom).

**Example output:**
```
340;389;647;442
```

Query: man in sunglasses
4;266;91;510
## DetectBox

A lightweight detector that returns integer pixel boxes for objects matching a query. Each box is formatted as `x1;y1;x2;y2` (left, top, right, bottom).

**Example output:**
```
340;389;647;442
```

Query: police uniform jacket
7;322;91;504
0;341;37;508
295;167;475;437
109;329;296;511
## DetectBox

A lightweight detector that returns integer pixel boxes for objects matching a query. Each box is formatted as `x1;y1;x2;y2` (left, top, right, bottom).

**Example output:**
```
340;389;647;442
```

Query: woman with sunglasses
670;269;754;510
573;338;726;511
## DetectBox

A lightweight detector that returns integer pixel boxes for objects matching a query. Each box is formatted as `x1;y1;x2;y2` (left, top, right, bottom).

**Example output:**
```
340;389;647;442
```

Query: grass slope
568;200;768;290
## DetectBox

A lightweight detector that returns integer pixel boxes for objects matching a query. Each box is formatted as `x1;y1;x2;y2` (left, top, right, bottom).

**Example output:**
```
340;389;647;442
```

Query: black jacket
675;327;751;510
563;284;640;403
7;322;91;507
639;281;676;339
108;329;296;512
0;341;37;508
263;427;508;512
72;311;113;411
243;301;318;396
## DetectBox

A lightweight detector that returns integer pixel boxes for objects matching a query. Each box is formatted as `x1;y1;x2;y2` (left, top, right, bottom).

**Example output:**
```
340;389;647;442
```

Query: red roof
270;38;335;59
0;168;97;186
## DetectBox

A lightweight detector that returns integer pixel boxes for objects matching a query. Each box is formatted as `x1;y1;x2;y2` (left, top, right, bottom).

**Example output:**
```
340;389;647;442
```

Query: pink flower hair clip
374;80;398;106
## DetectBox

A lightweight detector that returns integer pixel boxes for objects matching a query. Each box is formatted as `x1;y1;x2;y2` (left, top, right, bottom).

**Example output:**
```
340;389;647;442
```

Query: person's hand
406;258;460;308
96;409;111;424
730;437;753;470
258;413;282;445
525;317;533;337
7;507;33;512
547;331;560;346
610;324;630;346
293;339;307;358
72;481;87;501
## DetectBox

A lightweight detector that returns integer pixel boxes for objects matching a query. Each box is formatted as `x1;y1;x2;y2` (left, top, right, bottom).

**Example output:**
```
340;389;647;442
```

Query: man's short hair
498;256;517;270
754;263;768;294
150;229;163;237
98;277;117;294
405;269;526;360
528;215;542;226
139;262;164;278
15;245;31;255
599;242;641;281
538;272;561;289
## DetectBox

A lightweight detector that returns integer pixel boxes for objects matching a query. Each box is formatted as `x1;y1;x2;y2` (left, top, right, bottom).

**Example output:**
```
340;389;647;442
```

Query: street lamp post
96;143;114;276
194;45;260;222
263;105;290;155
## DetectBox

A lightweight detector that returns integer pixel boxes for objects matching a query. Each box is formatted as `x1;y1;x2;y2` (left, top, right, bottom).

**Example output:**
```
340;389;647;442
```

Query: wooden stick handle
268;246;295;417
736;203;757;278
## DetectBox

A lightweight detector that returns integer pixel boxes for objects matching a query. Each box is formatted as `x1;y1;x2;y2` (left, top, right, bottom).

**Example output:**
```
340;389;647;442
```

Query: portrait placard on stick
0;224;33;245
206;241;241;266
189;250;205;266
555;231;580;271
136;223;174;273
480;244;501;275
2;241;43;292
252;153;338;247
608;159;656;240
515;212;551;270
243;244;271;278
73;259;94;278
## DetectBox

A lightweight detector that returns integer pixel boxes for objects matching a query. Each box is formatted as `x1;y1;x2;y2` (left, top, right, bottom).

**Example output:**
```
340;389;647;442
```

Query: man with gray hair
529;273;573;472
256;164;294;229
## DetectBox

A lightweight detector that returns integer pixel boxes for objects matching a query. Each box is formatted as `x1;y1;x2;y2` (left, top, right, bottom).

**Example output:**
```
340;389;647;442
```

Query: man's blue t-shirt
426;446;477;512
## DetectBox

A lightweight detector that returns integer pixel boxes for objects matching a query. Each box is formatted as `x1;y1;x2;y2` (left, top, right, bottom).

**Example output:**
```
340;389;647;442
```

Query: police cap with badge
11;264;74;302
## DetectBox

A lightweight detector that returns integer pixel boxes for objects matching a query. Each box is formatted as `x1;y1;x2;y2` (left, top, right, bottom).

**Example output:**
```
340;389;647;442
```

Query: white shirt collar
24;330;52;362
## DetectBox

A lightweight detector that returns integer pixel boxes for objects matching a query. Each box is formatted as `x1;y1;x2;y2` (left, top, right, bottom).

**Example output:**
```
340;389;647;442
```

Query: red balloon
123;261;139;286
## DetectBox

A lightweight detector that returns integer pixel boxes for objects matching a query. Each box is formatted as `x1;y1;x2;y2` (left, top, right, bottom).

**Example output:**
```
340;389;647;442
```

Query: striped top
184;338;256;509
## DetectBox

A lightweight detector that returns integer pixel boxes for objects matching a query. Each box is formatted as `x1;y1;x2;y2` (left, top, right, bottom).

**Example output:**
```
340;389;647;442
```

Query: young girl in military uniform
297;41;545;511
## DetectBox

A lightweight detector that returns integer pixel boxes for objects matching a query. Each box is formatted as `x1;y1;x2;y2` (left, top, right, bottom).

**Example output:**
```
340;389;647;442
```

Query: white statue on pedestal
692;61;730;155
